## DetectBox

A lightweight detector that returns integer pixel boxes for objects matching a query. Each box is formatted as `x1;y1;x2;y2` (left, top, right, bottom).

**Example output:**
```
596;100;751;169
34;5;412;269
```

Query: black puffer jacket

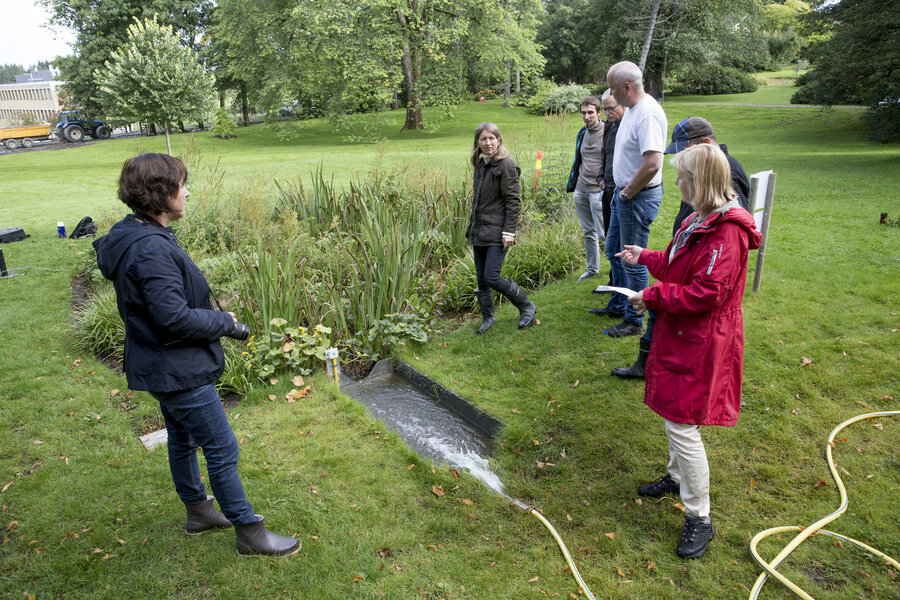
466;156;521;246
93;214;234;392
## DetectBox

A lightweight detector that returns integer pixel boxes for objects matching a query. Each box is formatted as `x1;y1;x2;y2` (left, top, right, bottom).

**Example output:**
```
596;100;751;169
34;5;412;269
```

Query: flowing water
343;371;522;503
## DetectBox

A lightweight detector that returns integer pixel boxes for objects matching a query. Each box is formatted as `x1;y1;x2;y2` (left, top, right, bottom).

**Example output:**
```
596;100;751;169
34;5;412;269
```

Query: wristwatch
620;190;631;201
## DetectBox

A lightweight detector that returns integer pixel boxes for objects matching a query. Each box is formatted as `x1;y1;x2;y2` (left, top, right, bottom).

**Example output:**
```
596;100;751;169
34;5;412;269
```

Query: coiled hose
749;410;900;599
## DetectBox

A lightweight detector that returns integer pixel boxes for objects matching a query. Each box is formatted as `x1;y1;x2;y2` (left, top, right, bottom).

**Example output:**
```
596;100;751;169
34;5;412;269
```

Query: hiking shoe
604;321;642;337
578;271;598;281
589;307;623;319
638;473;680;498
676;515;715;559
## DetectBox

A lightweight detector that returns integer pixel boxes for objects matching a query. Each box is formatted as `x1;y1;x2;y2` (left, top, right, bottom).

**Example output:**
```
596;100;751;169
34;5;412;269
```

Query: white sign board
749;171;777;293
750;170;774;232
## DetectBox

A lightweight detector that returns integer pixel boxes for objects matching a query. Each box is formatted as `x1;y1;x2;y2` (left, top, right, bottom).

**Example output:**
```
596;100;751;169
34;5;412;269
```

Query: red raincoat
638;204;762;426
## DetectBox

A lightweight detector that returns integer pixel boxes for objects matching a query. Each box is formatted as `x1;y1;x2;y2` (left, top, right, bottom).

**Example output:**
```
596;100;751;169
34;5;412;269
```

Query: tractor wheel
64;124;85;143
5;138;19;150
22;138;34;148
94;125;112;140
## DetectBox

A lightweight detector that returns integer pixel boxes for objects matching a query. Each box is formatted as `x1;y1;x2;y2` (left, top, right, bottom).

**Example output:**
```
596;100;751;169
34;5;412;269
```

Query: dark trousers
152;384;258;525
473;245;513;295
601;186;614;237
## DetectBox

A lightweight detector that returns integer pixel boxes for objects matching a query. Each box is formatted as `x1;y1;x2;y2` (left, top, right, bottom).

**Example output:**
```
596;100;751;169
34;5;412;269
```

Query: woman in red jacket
616;143;761;559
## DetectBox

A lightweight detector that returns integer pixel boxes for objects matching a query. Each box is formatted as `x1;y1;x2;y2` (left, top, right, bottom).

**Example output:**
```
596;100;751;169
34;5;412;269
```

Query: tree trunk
638;0;661;71
645;68;664;99
219;90;226;109
397;6;423;131
515;69;521;94
392;89;399;110
178;120;187;133
241;84;250;127
164;119;172;156
503;59;511;107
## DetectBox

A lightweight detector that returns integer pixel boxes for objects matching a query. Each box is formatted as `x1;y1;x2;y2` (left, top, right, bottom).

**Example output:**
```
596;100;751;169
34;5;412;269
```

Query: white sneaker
578;271;598;281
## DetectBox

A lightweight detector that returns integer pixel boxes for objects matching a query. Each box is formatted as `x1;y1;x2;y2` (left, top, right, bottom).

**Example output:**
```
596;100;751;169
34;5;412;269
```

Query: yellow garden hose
522;504;599;600
748;411;900;599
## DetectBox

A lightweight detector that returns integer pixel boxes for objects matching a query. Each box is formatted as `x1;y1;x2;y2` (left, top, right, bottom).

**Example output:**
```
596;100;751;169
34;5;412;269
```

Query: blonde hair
471;122;509;166
670;143;735;215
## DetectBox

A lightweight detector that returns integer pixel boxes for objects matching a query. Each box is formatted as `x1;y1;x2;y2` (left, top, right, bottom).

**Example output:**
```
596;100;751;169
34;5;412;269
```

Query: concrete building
0;69;65;128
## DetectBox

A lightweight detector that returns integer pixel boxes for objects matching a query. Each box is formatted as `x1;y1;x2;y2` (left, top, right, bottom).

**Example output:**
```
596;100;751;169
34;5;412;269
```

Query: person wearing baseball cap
664;117;751;238
611;117;751;380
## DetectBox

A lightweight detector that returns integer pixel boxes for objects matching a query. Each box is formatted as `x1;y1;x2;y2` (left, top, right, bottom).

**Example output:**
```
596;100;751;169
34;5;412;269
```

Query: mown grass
1;87;898;599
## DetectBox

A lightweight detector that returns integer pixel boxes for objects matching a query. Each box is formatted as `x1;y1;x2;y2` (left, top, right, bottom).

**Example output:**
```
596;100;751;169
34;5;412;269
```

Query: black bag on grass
70;216;97;239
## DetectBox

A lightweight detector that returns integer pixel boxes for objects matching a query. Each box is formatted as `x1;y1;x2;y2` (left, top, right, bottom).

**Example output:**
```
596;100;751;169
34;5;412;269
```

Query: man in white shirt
596;60;667;338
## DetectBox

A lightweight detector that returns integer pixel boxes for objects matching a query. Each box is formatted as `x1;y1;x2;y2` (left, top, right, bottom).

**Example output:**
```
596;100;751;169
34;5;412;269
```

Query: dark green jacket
466;156;521;246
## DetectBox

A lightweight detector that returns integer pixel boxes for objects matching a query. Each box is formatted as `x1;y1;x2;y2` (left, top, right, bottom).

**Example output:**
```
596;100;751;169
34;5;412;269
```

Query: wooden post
751;172;777;293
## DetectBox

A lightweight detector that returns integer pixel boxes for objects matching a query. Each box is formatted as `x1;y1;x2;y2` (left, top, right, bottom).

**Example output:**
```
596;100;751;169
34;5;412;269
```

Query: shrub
863;101;900;143
671;64;758;96
541;83;593;115
519;78;557;113
71;286;125;366
210;107;237;139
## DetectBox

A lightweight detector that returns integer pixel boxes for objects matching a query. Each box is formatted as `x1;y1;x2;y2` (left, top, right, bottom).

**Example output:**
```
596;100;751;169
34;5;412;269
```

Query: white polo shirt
612;94;667;189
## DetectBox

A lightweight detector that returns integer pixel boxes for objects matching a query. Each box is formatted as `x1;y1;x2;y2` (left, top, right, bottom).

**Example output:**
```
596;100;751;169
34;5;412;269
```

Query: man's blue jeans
152;384;258;525
573;189;605;275
604;186;662;326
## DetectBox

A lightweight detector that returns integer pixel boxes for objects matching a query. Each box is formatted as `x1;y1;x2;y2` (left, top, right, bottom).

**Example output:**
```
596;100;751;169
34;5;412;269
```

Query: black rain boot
475;289;497;334
611;338;651;379
184;496;232;535
503;280;536;329
235;517;301;557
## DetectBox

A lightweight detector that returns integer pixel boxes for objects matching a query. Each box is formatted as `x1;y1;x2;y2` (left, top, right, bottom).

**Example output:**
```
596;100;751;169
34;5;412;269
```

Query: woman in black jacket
94;153;299;557
467;122;536;333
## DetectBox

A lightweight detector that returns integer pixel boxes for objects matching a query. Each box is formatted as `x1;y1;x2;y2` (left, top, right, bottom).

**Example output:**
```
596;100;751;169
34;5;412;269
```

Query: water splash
343;372;528;508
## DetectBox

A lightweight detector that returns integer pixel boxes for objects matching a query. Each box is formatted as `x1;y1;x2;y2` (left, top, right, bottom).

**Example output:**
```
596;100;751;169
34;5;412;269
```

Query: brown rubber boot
184;496;232;535
235;517;300;557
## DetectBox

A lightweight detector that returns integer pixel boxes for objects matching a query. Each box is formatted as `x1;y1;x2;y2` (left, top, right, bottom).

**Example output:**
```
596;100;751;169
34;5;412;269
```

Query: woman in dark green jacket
466;122;536;333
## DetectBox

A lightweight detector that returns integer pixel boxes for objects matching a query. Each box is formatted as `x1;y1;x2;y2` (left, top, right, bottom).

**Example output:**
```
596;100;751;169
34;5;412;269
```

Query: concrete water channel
341;359;509;494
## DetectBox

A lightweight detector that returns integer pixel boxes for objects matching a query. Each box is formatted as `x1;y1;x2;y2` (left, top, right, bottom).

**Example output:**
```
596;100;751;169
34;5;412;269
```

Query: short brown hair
670;144;735;215
118;153;187;216
580;96;602;112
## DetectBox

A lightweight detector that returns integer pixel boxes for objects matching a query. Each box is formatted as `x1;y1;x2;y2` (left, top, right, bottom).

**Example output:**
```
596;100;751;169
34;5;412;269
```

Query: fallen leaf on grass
268;395;277;402
673;502;685;512
647;561;656;571
799;357;813;367
511;408;520;414
292;376;304;386
604;532;615;540
872;423;884;431
461;498;473;506
109;389;120;397
582;500;590;506
100;553;114;561
407;464;415;470
814;480;828;489
566;514;573;522
888;569;898;580
616;568;626;577
353;575;365;582
32;440;43;445
572;380;579;388
882;394;894;401
635;498;643;506
270;378;278;385
432;485;444;497
92;548;103;554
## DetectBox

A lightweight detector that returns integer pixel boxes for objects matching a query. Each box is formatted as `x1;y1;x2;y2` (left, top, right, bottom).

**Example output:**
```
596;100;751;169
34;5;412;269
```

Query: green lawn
1;93;898;600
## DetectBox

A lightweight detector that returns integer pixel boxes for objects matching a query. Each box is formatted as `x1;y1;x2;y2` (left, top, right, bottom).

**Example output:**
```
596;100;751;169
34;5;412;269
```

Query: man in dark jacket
665;117;751;237
566;96;606;280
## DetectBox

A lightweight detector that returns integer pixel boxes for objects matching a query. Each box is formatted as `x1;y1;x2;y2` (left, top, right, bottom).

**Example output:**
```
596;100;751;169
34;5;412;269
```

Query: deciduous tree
96;17;215;154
